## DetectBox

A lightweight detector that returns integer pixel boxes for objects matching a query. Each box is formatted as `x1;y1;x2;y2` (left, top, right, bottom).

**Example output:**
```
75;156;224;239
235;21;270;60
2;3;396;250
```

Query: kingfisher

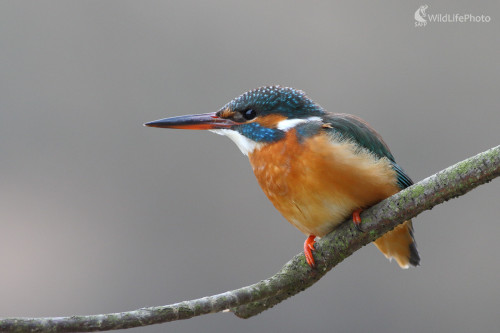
145;86;420;269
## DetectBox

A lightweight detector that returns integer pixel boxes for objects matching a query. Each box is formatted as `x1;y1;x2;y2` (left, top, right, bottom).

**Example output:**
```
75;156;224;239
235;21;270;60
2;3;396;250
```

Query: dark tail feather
407;222;420;266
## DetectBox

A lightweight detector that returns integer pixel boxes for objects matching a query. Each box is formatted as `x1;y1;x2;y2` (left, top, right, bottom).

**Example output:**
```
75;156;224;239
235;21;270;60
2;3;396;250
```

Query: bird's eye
243;109;257;120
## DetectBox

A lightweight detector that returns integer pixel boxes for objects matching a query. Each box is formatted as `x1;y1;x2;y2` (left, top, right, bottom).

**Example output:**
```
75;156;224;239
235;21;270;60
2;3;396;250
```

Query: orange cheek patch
218;108;236;119
256;114;287;128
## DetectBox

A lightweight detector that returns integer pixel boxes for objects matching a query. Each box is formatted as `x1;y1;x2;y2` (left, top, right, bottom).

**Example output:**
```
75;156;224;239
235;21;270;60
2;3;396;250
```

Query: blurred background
1;1;499;332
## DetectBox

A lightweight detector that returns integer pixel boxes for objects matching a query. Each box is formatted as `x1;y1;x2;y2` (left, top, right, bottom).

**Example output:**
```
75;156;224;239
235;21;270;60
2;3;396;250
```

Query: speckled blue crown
221;86;324;118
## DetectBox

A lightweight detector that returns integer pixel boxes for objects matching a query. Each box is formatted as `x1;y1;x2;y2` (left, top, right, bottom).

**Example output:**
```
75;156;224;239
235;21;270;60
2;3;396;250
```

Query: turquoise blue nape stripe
295;122;323;140
237;122;285;142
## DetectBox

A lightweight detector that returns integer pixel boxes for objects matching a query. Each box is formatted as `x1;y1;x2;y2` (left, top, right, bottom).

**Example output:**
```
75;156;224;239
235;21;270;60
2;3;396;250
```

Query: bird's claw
352;209;364;232
304;235;316;268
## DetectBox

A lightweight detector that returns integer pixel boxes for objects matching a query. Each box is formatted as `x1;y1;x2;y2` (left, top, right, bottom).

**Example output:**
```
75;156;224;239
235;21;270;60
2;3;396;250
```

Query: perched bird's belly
249;131;400;237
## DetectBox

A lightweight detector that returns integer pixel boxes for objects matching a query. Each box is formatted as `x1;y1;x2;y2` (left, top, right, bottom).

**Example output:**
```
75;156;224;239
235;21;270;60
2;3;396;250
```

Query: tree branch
1;145;499;332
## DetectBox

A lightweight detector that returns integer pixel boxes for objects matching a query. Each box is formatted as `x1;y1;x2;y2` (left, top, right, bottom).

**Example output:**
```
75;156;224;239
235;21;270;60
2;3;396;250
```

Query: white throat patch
209;129;263;156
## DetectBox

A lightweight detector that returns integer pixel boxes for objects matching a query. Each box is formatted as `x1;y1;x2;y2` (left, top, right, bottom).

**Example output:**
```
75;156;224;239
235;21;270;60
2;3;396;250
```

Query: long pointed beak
144;112;236;130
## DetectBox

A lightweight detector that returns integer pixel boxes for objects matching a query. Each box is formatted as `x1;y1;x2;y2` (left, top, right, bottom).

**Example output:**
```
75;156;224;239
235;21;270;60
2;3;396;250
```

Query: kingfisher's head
145;86;325;155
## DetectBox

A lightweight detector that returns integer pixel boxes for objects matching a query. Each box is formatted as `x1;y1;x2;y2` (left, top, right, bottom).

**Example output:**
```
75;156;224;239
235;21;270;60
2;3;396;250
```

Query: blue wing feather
391;161;414;189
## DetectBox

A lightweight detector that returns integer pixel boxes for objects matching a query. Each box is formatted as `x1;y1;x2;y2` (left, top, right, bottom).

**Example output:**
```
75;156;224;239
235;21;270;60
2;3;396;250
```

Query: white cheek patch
277;116;322;131
209;129;263;156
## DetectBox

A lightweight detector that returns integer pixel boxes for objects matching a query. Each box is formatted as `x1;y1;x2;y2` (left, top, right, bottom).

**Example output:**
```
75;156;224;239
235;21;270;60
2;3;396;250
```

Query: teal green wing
323;113;413;189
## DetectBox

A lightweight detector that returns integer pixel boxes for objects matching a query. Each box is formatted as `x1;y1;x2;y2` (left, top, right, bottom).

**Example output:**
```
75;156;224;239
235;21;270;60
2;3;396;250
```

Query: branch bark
1;145;499;332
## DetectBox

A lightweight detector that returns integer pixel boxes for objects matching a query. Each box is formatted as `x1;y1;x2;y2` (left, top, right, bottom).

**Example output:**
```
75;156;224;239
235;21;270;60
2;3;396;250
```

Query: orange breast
248;130;400;237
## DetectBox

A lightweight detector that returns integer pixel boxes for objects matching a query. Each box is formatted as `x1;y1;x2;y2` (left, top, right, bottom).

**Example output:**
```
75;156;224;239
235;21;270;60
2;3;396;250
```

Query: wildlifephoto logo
415;5;491;27
414;5;429;27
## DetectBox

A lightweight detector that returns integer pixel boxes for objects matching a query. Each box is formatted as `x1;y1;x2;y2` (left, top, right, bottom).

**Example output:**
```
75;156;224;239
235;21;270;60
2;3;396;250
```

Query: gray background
1;1;499;333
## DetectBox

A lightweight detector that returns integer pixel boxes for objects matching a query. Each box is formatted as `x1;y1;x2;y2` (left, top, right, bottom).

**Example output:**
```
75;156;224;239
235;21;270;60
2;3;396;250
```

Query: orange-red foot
304;235;316;268
352;209;364;232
